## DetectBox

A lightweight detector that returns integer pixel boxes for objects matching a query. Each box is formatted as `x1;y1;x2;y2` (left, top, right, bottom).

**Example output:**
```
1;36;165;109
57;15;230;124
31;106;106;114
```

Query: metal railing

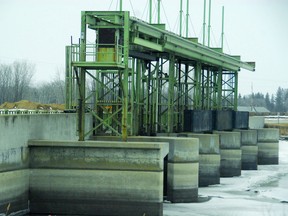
71;43;124;64
0;109;63;115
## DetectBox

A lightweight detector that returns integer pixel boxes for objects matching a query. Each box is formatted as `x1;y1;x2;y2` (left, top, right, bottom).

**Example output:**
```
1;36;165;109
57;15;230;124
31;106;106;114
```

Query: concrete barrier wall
29;140;169;216
0;114;91;215
92;136;199;203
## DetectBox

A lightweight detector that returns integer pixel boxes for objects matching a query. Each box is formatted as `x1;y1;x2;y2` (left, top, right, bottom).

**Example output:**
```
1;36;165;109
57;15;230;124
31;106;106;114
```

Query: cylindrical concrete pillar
185;133;220;187
257;128;279;165
234;129;258;170
213;131;242;177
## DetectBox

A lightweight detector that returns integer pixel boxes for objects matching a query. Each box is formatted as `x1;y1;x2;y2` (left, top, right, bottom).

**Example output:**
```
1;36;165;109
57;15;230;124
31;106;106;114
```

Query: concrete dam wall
0;114;280;215
0;114;91;215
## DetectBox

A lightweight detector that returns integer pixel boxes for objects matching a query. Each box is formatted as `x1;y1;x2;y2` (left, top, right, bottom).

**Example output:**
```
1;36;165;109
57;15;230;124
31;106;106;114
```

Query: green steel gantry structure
65;11;255;141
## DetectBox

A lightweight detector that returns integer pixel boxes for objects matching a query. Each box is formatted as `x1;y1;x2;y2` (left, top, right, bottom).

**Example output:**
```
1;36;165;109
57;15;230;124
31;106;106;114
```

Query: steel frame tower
65;11;255;141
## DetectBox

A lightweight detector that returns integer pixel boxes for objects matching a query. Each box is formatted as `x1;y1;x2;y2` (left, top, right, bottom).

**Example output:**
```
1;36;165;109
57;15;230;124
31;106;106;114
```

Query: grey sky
0;0;287;95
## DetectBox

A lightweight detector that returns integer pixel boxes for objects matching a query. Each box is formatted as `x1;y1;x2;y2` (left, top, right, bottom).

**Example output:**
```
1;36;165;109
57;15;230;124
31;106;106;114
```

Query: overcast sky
0;0;287;95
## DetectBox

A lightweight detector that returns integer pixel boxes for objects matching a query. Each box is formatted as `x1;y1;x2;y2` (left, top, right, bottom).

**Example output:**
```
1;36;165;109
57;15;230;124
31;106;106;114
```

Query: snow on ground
164;141;288;216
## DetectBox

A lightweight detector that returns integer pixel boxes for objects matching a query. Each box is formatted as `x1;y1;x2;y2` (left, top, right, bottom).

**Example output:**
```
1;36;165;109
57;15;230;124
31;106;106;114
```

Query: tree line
1;61;287;113
238;87;288;113
0;61;65;105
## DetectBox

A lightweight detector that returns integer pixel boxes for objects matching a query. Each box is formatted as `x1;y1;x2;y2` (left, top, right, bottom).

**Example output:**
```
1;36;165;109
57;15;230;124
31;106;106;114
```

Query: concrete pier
257;128;279;165
93;136;199;203
213;131;242;177
235;129;258;170
184;133;221;187
29;140;169;216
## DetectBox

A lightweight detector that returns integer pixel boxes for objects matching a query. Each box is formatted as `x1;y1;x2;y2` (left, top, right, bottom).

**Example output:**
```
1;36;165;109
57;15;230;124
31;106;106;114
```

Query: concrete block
185;133;220;154
257;128;279;142
198;154;220;187
149;137;199;163
29;140;168;171
0;169;29;214
167;162;199;203
213;110;233;131
30;169;163;216
234;129;257;146
233;111;249;129
241;146;258;170
214;131;241;149
0;147;29;172
183;110;213;132
220;149;242;177
258;142;279;165
91;136;199;203
249;116;265;129
29;140;168;216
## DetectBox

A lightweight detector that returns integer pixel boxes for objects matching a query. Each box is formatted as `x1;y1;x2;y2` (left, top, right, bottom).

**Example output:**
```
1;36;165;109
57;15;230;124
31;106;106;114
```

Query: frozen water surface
164;140;288;216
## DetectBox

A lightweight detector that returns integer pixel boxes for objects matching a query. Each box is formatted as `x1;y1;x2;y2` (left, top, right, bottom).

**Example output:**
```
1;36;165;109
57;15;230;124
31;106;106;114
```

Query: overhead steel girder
130;17;255;72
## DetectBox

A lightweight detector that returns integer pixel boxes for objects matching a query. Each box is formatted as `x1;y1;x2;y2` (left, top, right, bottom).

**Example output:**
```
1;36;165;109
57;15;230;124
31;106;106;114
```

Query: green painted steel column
194;62;201;109
168;55;175;132
217;69;223;110
152;60;160;134
184;64;189;109
65;46;72;109
130;58;135;135
234;71;238;110
78;11;87;141
177;61;182;131
122;11;130;141
135;59;142;135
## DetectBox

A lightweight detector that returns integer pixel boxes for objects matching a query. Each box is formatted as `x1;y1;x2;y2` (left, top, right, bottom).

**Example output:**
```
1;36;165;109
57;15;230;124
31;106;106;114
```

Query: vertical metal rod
180;0;183;36
202;0;206;45
168;54;175;132
149;0;152;23
207;0;211;47
120;0;123;11
155;59;160;133
217;69;223;110
184;64;189;109
65;46;72;109
158;0;161;24
221;6;225;50
177;61;182;131
234;72;238;110
122;11;129;141
135;59;141;135
78;11;87;141
186;0;189;37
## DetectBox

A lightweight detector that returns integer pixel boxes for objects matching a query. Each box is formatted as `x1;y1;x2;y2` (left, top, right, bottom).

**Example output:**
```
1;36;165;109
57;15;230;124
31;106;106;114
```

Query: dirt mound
0;100;65;110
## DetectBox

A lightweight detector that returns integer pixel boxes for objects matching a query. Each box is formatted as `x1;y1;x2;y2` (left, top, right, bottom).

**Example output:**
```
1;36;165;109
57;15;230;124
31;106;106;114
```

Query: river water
164;140;288;216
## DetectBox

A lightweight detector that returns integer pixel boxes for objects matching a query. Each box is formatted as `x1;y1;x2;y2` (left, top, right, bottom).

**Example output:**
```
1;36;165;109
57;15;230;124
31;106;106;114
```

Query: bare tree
12;61;35;101
0;61;34;104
